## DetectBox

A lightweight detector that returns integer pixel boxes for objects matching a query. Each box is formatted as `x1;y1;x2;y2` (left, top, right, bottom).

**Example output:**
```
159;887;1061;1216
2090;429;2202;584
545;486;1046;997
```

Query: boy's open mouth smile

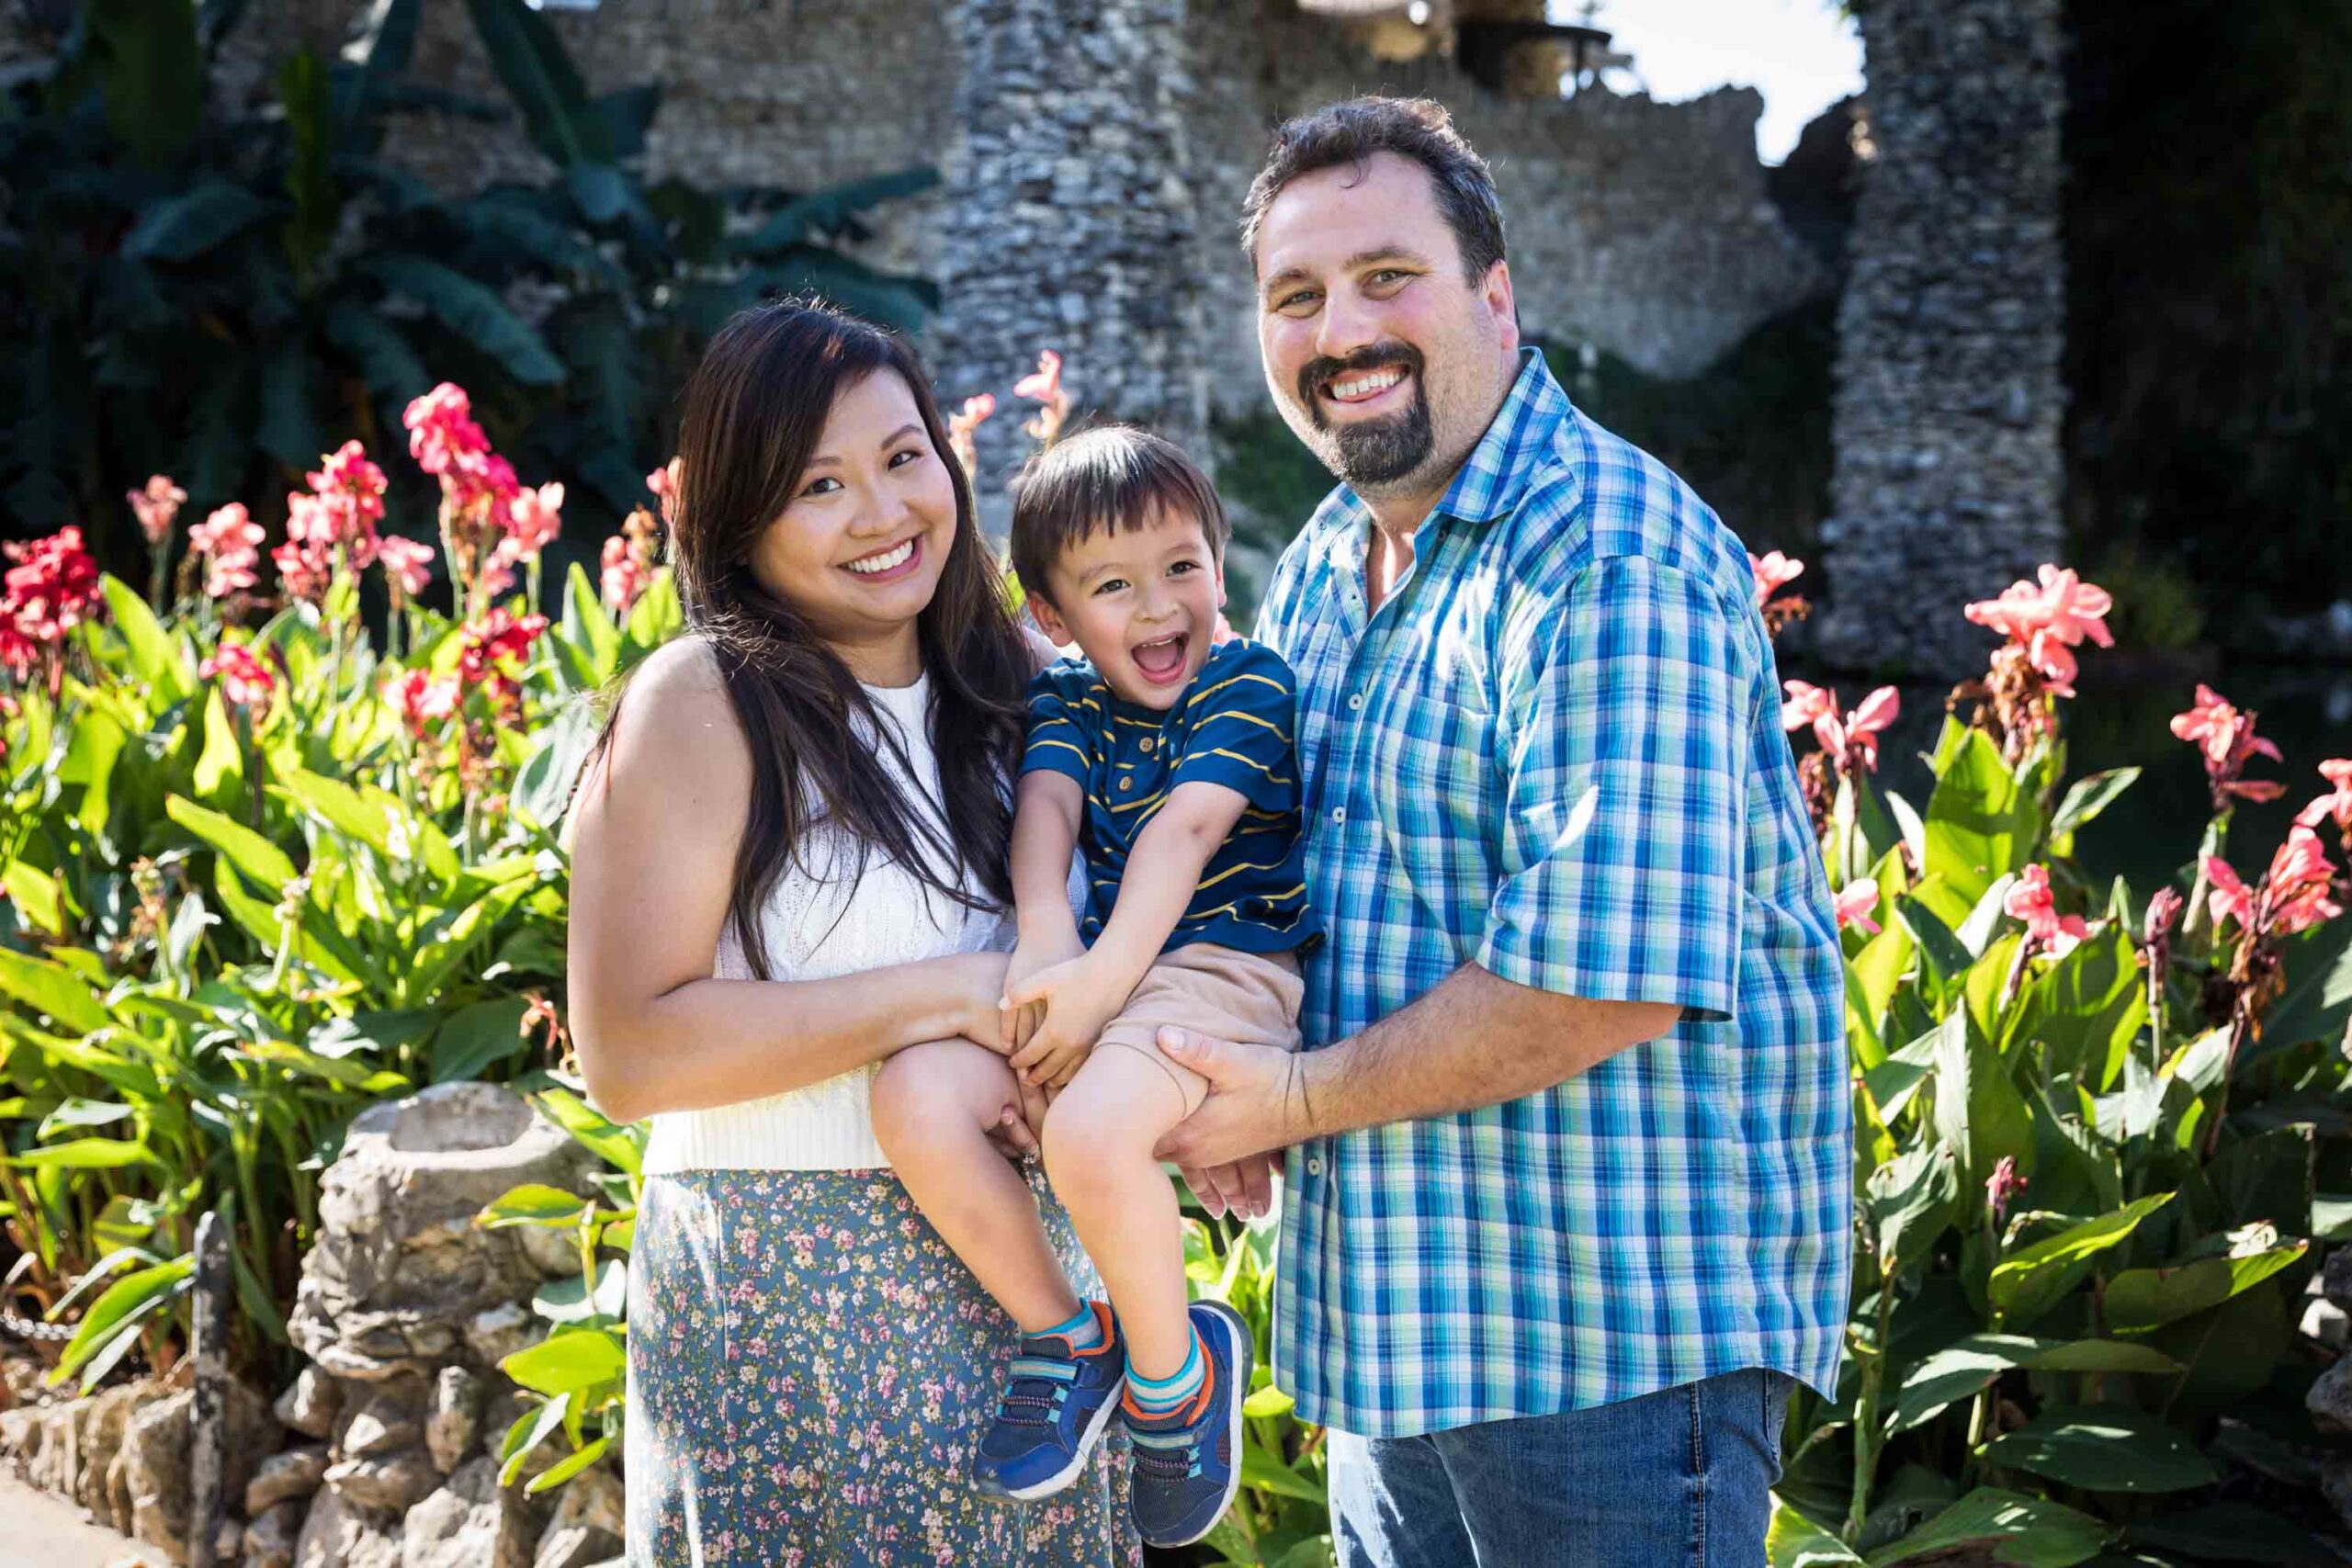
1131;632;1190;686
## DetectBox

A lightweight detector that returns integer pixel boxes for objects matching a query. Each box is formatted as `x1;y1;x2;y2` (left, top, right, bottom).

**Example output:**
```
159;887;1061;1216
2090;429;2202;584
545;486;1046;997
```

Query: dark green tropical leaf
1982;1405;2218;1494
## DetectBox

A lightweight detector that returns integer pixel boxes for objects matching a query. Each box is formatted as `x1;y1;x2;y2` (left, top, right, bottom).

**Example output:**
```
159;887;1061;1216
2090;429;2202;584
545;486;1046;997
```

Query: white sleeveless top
641;673;1071;1175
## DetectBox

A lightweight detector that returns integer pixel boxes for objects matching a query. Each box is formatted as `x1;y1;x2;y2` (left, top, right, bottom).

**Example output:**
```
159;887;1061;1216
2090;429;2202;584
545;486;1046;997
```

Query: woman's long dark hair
599;301;1031;979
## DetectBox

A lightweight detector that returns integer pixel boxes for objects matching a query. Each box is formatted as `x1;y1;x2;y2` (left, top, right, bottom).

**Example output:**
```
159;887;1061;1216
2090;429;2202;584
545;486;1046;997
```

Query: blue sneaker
971;1302;1126;1502
1123;1300;1252;1548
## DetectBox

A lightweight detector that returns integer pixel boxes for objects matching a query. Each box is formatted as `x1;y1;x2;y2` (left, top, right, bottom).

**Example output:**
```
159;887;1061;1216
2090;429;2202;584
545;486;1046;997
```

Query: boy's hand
1002;925;1085;1055
1003;953;1133;1089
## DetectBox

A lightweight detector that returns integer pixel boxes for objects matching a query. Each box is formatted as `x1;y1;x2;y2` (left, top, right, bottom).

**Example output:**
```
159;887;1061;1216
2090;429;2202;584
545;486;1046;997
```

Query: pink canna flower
1013;351;1062;403
2294;759;2352;836
1781;680;1834;734
3;525;104;666
2205;827;2341;939
503;481;564;560
2203;855;2256;934
647;459;681;527
1014;351;1071;446
1963;565;2115;697
1781;681;1898;773
1834;882;1882;936
946;394;995;477
128;475;187;547
2170;683;2286;806
188;503;263;561
2005;863;2091;958
385;669;460;738
199;642;277;713
1749;550;1804;607
1986;1156;2028;1225
377;536;435;601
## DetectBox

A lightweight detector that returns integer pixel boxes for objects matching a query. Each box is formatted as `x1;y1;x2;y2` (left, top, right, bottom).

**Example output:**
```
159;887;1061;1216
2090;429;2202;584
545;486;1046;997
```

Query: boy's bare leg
872;1038;1081;1333
1041;1043;1205;1379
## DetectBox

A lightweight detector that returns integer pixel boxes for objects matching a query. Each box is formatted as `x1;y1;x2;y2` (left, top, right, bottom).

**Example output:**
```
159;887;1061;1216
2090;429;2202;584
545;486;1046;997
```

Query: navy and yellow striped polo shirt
1021;637;1322;957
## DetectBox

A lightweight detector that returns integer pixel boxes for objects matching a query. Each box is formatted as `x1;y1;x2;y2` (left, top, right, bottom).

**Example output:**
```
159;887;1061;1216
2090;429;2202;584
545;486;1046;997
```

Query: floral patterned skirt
626;1166;1141;1568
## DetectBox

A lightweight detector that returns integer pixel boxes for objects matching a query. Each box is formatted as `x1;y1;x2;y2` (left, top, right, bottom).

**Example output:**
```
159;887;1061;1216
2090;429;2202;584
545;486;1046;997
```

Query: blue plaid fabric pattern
1252;348;1849;1438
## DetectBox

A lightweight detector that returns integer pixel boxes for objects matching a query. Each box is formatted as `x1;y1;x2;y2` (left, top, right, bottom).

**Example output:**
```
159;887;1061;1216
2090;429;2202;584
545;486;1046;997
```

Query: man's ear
1484;260;1519;355
1026;589;1074;647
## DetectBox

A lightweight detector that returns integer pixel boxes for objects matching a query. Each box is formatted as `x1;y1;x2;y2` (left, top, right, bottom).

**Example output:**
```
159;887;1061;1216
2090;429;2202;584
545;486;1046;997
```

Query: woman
567;301;1136;1565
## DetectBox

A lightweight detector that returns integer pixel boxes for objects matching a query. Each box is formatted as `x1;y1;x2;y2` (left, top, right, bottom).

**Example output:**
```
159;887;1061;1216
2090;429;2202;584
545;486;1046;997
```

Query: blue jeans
1329;1369;1793;1568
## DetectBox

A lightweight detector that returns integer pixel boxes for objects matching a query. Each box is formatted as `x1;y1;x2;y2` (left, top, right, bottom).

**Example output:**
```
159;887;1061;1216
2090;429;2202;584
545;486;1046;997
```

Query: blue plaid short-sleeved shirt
1254;348;1849;1438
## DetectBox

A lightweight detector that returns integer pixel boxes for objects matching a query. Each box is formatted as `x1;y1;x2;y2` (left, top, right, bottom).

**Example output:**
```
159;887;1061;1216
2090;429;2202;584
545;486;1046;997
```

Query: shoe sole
1154;1299;1254;1549
982;1378;1126;1504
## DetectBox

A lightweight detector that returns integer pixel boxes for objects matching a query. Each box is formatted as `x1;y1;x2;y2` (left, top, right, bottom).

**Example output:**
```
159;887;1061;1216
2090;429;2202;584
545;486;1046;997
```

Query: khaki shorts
1094;942;1304;1113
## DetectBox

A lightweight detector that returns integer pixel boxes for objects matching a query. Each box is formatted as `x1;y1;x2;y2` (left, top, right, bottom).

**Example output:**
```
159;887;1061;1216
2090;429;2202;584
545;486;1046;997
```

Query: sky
1556;0;1866;164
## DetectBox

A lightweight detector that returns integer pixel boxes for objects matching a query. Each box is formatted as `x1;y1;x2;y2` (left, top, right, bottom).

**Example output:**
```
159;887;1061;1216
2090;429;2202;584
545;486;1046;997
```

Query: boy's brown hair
1008;425;1231;610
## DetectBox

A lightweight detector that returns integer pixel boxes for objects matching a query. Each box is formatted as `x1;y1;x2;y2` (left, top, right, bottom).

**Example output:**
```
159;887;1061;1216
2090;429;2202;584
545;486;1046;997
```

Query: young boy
868;425;1319;1549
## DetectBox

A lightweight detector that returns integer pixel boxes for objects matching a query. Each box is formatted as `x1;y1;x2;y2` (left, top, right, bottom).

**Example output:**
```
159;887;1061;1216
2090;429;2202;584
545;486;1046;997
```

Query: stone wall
215;0;1822;423
935;0;1208;506
1184;1;1826;404
1815;0;2069;675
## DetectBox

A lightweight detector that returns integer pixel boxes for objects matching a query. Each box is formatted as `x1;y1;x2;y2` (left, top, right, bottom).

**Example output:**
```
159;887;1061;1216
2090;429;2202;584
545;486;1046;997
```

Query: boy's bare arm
1084;780;1248;996
1011;770;1086;941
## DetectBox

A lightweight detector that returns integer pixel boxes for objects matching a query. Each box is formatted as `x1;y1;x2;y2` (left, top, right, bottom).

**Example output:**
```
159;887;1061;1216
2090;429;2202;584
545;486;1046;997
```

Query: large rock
426;1367;482;1473
2323;1245;2352;1312
292;1487;404;1568
324;1448;441;1514
531;1462;622;1568
77;1379;172;1526
401;1456;543;1568
122;1382;282;1563
247;1443;333;1515
243;1499;305;1568
341;1382;427;1459
288;1084;594;1383
275;1367;345;1439
2310;1352;2352;1433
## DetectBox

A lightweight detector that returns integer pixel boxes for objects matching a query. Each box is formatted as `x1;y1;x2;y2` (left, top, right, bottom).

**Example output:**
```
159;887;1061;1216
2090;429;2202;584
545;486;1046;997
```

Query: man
1153;96;1850;1564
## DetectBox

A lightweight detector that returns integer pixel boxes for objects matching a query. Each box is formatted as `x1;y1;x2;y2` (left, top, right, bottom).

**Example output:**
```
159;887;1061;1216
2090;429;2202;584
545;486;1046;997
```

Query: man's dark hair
1239;96;1506;281
1009;425;1231;610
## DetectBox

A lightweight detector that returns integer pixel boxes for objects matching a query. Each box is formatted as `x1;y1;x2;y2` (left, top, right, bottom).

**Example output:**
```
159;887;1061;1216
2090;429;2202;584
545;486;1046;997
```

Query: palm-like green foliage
0;0;936;565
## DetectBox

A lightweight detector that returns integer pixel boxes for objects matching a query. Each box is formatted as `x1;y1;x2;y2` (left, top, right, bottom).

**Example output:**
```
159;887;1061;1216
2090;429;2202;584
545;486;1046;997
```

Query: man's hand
1004;953;1132;1089
1152;1028;1313;1215
1178;1151;1279;1223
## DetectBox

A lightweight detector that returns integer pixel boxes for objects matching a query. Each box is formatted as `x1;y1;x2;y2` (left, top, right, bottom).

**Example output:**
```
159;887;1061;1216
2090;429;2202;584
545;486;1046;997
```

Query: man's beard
1296;344;1433;489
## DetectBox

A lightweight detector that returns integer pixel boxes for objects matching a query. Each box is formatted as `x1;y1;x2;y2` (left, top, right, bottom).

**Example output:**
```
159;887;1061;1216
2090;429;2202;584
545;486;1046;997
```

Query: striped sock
1038;1302;1104;1351
1125;1326;1205;1418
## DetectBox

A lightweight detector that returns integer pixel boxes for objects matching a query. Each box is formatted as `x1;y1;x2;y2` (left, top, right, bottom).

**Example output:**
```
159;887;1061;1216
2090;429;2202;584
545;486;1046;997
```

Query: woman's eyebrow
877;423;923;448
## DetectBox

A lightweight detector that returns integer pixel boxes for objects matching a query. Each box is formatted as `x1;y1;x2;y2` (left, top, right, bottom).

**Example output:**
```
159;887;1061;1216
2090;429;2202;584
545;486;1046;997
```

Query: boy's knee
1040;1071;1142;1191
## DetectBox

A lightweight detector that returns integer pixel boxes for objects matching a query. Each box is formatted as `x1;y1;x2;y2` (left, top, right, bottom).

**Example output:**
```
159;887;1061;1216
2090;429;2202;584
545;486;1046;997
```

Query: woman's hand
931;949;1014;1051
1004;953;1134;1089
1002;924;1085;1055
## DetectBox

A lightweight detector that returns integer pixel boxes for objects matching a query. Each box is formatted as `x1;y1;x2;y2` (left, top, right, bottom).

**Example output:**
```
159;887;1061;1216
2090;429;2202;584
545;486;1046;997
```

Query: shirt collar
1426;345;1568;527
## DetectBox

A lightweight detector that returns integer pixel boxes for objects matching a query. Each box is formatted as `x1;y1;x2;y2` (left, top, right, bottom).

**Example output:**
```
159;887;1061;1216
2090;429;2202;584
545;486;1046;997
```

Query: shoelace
995;1353;1078;1427
1132;1441;1199;1479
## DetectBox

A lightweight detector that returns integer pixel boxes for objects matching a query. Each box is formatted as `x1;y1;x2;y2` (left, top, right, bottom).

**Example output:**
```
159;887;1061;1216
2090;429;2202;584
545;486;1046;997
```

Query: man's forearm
1288;964;1682;1140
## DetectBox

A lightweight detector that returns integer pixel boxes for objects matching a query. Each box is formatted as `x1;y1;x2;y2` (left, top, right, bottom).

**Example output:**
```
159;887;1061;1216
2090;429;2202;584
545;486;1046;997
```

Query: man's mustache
1295;344;1425;411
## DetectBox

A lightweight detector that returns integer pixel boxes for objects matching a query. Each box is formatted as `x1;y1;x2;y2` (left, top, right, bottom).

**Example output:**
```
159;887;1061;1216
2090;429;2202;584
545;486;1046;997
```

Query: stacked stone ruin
1815;0;2070;674
4;1083;620;1568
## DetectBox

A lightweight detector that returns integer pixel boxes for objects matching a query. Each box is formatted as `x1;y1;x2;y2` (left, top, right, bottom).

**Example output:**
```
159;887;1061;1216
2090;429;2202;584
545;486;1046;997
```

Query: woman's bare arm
566;638;1006;1123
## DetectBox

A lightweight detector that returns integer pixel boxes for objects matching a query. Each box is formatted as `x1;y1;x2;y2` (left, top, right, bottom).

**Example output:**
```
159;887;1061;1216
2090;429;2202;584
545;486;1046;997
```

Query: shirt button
1330;807;1346;826
1347;693;1363;711
1306;1156;1325;1177
1139;738;1154;753
1119;777;1133;792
